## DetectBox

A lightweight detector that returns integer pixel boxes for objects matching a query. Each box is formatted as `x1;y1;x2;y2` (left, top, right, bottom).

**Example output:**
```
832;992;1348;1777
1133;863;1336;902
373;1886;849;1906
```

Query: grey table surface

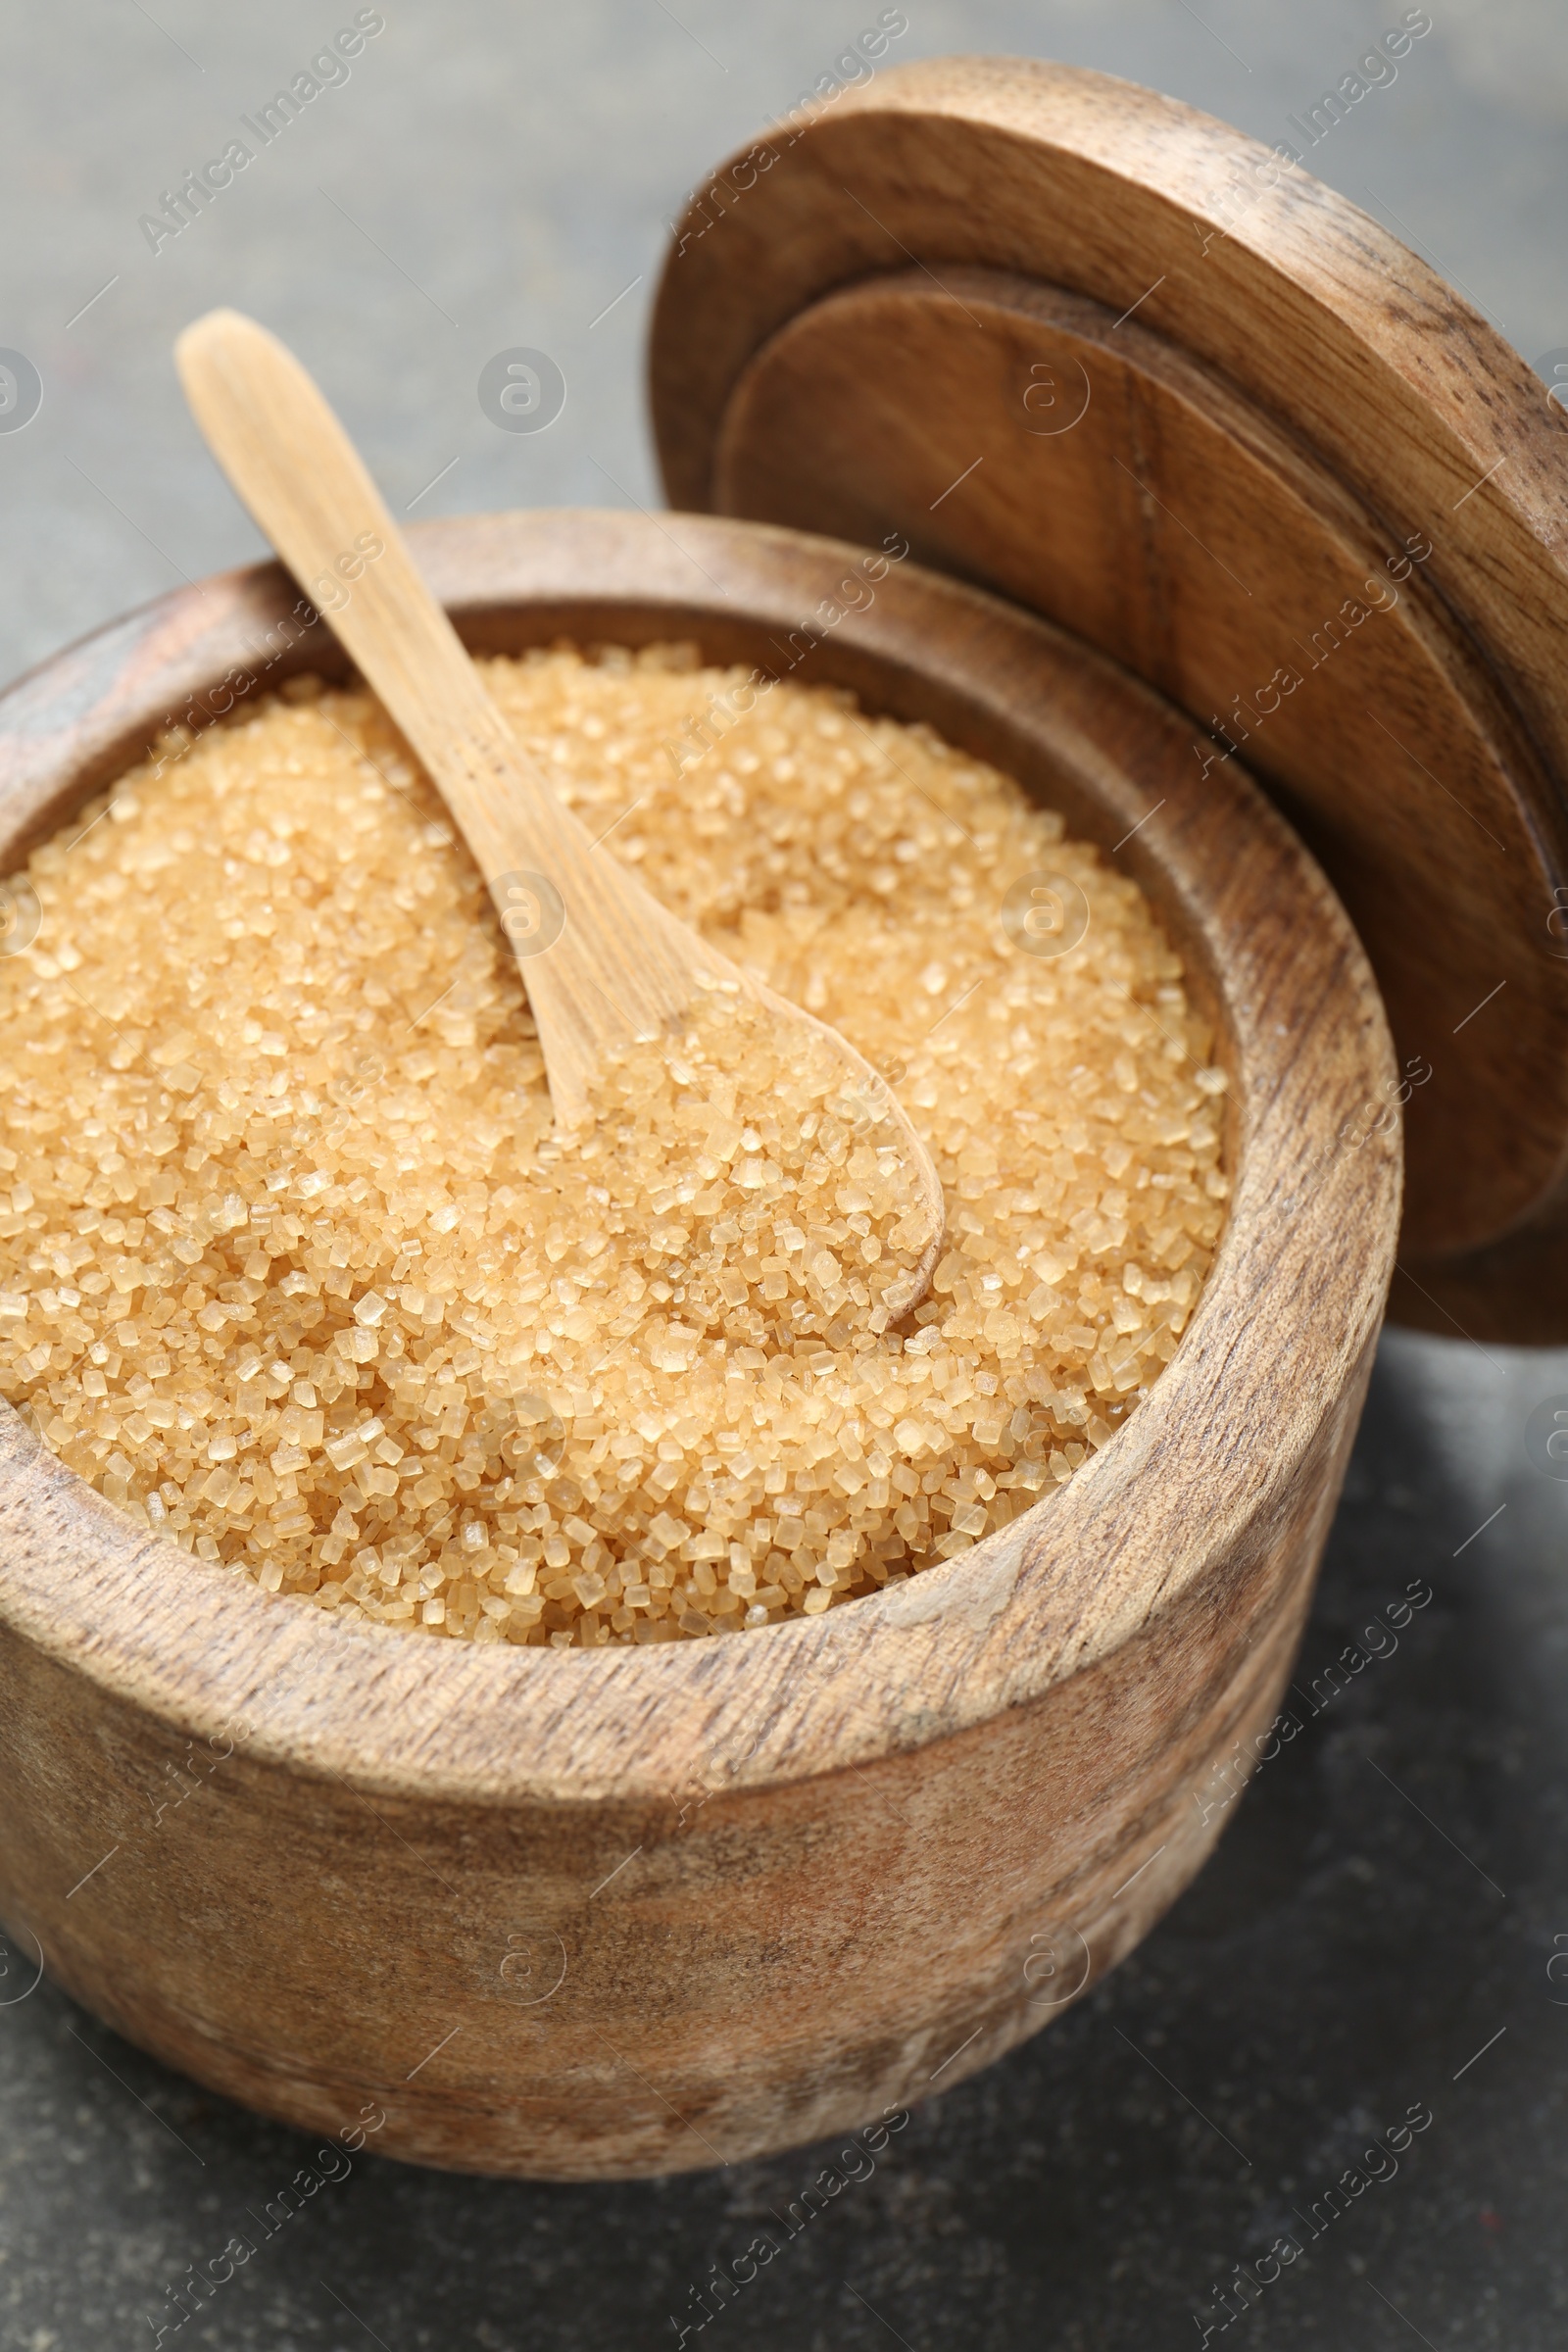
2;1;1567;2346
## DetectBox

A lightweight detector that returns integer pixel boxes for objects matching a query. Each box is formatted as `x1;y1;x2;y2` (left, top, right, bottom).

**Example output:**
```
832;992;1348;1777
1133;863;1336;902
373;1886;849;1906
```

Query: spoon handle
175;307;712;1126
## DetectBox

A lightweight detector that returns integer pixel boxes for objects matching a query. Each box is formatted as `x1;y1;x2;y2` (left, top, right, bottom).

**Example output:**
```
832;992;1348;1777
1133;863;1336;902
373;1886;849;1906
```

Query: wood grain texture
174;312;943;1291
649;54;1568;1337
0;511;1399;2175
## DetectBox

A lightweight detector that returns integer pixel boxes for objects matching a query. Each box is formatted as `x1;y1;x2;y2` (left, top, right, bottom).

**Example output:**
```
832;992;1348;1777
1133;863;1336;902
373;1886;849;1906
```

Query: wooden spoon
174;309;944;1307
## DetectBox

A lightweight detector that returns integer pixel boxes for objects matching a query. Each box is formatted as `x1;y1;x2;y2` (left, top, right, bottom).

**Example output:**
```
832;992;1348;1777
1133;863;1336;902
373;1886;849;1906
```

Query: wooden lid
649;56;1568;1342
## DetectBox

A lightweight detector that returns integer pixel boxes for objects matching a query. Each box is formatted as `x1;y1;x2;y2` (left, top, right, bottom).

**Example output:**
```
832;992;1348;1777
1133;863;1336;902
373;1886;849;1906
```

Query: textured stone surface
1;0;1565;2344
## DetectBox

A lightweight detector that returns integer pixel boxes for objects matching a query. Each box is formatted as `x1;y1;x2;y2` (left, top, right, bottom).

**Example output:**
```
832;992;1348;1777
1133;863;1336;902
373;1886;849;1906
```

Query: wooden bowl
0;510;1398;2178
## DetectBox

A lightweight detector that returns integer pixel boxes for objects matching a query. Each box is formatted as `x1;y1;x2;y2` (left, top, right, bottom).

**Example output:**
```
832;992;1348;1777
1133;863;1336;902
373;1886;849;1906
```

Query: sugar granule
0;646;1228;1644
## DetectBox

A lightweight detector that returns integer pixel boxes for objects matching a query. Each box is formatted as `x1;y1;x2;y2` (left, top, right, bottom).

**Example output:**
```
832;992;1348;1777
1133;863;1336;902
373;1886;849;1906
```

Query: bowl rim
0;507;1400;1807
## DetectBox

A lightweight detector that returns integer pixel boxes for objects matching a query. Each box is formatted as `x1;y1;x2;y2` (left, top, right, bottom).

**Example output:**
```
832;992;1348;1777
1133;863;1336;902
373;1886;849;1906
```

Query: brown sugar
0;645;1228;1644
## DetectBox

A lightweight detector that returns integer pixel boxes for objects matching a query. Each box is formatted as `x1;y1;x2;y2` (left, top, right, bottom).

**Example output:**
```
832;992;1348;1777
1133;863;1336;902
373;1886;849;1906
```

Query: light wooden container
4;55;1562;2179
0;511;1394;2176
